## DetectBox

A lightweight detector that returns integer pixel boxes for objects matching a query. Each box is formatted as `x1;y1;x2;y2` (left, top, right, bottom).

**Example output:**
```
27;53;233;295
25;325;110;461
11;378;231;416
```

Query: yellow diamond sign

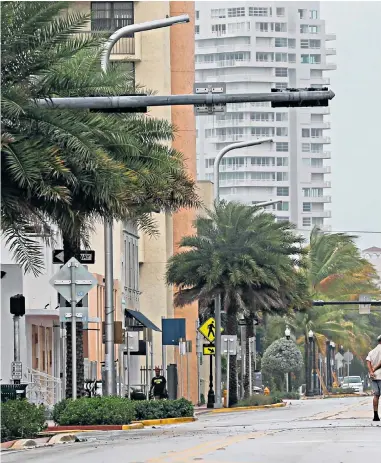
198;317;223;343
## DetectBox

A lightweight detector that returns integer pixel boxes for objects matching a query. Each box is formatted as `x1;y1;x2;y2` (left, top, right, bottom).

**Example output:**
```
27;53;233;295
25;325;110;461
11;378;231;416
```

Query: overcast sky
320;1;381;250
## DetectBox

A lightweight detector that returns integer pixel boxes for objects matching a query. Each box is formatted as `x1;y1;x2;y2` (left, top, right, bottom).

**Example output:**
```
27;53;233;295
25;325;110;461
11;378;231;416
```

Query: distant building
362;246;381;288
195;1;336;232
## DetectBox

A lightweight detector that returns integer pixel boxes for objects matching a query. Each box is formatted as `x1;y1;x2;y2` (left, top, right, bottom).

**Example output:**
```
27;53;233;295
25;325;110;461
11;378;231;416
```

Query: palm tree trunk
244;315;254;398
227;309;238;407
63;235;85;398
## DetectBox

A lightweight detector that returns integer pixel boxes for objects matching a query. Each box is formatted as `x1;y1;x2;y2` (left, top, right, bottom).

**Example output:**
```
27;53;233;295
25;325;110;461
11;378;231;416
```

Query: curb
1;417;196;451
139;417;196;427
205;402;286;414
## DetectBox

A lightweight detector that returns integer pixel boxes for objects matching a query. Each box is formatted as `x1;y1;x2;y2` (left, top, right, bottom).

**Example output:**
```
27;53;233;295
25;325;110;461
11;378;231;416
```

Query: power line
295;229;381;235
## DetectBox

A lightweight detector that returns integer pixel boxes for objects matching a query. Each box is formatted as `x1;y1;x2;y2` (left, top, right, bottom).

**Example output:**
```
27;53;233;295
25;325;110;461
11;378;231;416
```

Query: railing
24;368;62;407
78;31;135;55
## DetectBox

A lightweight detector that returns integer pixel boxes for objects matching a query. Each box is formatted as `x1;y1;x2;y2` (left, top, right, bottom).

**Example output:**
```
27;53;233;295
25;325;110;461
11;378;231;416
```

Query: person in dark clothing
150;367;167;399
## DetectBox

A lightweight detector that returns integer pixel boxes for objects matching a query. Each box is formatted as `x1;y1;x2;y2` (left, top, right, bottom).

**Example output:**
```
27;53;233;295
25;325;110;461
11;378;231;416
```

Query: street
2;397;379;463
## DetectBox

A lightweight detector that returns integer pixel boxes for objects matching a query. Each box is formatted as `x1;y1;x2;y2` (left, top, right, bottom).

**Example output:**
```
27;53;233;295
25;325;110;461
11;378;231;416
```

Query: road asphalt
2;397;379;463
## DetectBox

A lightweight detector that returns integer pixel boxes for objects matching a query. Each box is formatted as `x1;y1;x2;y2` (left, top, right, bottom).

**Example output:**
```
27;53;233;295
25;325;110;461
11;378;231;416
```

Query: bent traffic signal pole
35;89;335;112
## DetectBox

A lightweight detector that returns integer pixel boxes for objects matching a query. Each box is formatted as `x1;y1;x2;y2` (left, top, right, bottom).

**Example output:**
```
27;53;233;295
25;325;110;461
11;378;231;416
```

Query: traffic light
271;87;330;108
89;94;147;113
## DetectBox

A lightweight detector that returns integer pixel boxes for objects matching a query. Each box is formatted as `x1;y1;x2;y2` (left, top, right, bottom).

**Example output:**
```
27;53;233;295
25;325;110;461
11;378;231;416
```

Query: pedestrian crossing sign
203;345;215;355
198;317;223;343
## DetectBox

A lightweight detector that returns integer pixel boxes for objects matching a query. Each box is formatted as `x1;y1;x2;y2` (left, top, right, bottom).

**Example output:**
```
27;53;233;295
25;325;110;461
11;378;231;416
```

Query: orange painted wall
170;1;198;403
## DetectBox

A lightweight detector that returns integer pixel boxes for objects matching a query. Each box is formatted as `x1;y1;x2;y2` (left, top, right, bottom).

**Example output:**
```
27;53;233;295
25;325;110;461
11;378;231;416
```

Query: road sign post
222;335;237;408
49;258;97;399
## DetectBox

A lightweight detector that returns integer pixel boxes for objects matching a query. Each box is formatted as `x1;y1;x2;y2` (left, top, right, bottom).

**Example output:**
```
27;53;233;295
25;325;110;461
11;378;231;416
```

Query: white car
341;376;364;394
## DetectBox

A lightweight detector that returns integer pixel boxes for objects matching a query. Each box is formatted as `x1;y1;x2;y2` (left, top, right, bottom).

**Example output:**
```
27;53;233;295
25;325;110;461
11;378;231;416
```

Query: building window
311;158;323;167
228;7;245;17
310;10;319;20
309;25;320;34
288;38;296;49
311;143;323;153
312;217;324;226
311;128;323;138
196;10;199;20
91;1;134;31
275;53;287;62
275;82;288;90
250;112;274;122
302;128;310;138
298;9;307;19
277;216;290;222
251;127;275;137
303;202;312;212
277;172;288;181
275;23;287;32
256;22;271;32
276;112;288;122
250;172;276;181
301;39;309;49
251;157;275;166
249;7;268;17
195;25;199;35
277;201;289;211
288;54;296;63
256;52;274;62
276;127;288;136
303;217;312;227
302;143;310;152
277;187;289;196
212;24;226;35
211;8;226;19
303;188;323;197
276;7;285;17
276;142;288;152
228;22;250;34
310;39;321;49
277;157;288;166
275;37;288;47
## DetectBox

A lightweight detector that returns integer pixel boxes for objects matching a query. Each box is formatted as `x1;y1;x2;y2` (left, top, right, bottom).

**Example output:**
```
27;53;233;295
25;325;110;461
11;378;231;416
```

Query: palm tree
1;1;199;397
265;227;381;389
1;1;199;276
166;201;310;405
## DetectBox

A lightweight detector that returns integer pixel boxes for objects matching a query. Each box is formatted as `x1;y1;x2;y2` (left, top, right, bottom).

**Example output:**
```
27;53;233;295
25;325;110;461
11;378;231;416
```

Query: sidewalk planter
1;400;46;443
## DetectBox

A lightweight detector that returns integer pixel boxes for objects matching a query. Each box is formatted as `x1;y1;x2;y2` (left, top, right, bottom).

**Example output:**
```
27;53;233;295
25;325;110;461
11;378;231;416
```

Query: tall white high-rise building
195;1;336;231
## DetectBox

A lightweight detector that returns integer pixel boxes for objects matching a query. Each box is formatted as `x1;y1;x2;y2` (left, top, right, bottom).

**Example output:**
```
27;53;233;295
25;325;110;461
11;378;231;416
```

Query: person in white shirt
366;334;381;421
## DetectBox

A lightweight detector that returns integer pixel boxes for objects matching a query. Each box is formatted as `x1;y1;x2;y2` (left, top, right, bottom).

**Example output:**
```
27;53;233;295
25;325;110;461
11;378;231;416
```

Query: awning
125;309;161;332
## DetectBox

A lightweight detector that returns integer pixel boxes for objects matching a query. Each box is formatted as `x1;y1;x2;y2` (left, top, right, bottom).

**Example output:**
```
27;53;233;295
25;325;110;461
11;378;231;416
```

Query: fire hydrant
264;387;270;396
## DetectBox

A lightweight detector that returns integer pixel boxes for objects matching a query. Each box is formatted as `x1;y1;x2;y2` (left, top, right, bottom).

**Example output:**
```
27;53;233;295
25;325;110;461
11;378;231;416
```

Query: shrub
56;396;135;425
134;398;194;421
331;387;356;395
53;397;194;425
278;392;301;400
1;400;46;442
235;394;279;408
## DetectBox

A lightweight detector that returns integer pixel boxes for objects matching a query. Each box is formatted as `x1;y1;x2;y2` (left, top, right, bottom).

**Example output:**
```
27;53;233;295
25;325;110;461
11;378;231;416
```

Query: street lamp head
308;329;314;340
285;326;291;339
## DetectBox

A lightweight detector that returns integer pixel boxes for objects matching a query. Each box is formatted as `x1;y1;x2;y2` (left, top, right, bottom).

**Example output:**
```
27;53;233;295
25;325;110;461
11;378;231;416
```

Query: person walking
150;367;167;400
366;334;381;421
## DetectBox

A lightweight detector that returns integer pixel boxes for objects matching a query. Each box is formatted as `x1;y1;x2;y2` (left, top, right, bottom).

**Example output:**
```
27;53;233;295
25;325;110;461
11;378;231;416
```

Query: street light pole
285;326;292;393
213;138;273;408
100;14;190;397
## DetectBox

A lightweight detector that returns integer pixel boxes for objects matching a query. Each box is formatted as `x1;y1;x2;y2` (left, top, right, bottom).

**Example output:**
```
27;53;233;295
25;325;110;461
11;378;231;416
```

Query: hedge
1;400;46;443
234;394;281;408
52;397;194;425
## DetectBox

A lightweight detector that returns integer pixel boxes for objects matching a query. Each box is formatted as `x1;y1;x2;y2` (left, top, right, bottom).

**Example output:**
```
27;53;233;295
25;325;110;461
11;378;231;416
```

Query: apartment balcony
215;118;274;128
326;48;337;56
321;63;337;71
325;33;336;41
196;43;252;55
309;136;331;144
309;180;331;188
78;31;140;61
310;121;331;130
311;107;331;115
310;77;331;85
302;210;332;218
305;195;331;203
310;166;332;174
219;179;277;187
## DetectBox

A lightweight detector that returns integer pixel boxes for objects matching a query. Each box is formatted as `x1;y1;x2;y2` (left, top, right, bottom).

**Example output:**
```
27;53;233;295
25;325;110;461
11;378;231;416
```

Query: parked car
341;376;364;393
